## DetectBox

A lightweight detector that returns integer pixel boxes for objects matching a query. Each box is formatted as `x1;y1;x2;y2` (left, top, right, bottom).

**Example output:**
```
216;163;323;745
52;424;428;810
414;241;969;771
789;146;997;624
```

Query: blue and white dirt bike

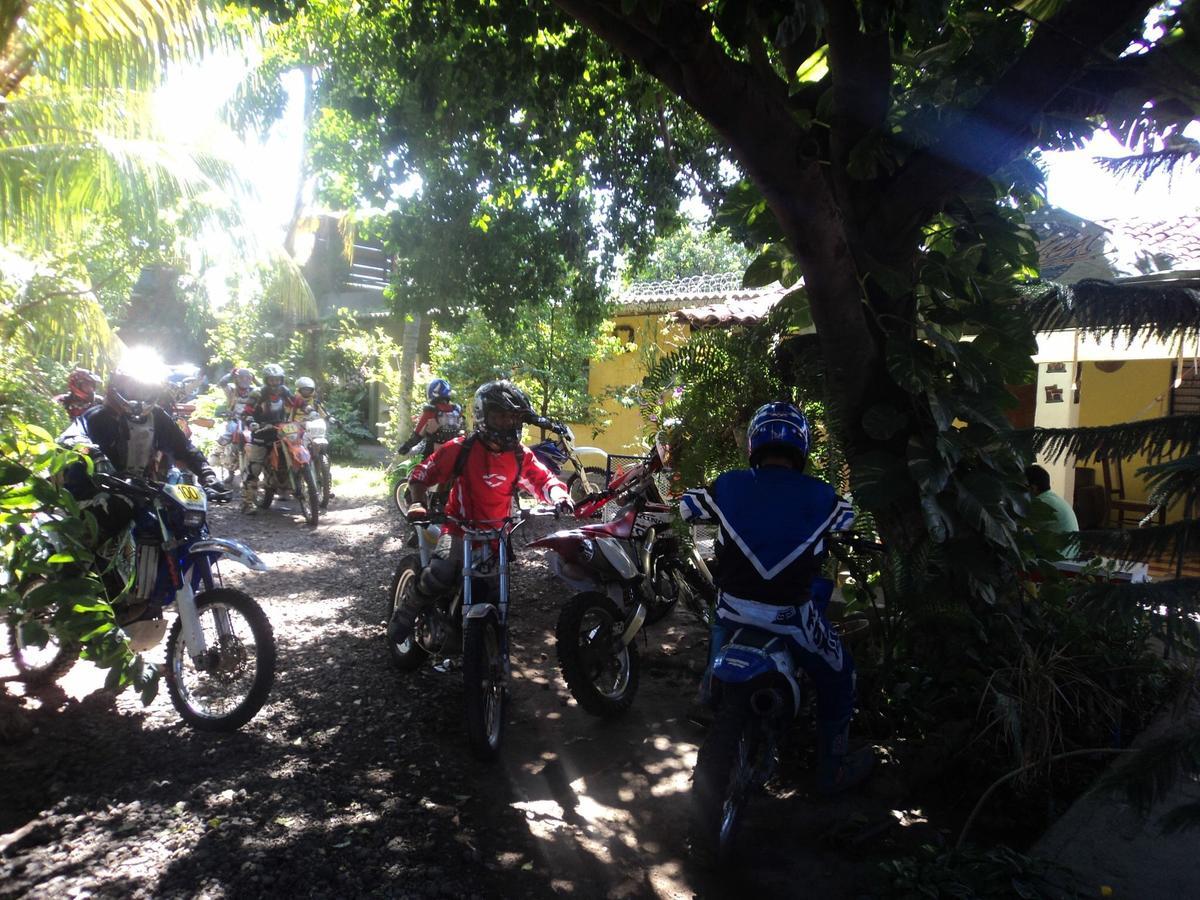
527;420;608;507
9;471;276;732
690;548;871;865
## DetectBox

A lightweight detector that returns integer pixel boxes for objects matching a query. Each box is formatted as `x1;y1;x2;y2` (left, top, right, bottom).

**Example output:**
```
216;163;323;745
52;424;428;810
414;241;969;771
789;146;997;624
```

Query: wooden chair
1100;455;1165;529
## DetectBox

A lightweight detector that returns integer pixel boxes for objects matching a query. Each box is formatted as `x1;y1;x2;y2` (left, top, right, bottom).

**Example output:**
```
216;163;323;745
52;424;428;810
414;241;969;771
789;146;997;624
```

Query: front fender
463;603;496;621
190;538;268;572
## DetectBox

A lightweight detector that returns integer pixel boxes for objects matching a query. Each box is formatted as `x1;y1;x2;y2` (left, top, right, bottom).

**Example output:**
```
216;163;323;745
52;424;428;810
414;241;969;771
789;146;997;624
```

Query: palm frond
0;247;122;367
1095;142;1200;183
1098;725;1200;817
1141;456;1200;512
2;0;228;97
0;87;249;250
1158;800;1200;834
1024;279;1200;341
1076;522;1197;564
1070;576;1200;618
1029;416;1200;464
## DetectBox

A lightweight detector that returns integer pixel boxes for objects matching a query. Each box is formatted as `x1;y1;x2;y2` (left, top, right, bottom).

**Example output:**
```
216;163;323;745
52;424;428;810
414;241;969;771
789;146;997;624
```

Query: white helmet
296;376;316;398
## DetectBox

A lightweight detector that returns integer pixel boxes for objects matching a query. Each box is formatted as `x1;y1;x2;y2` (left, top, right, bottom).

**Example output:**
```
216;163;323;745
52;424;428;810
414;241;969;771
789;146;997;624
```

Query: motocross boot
387;582;435;646
815;715;874;796
241;479;258;515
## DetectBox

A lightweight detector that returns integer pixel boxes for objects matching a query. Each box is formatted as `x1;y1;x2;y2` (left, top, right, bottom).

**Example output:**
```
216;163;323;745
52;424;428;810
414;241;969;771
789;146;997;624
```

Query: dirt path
1;473;891;899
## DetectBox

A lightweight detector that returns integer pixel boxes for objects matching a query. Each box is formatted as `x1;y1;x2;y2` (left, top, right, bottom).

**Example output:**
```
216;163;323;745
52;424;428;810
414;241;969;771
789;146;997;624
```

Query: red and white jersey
410;435;568;535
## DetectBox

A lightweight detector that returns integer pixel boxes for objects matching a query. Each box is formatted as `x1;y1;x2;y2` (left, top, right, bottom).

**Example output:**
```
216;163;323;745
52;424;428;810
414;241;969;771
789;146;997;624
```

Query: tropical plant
427;300;623;428
0;421;159;706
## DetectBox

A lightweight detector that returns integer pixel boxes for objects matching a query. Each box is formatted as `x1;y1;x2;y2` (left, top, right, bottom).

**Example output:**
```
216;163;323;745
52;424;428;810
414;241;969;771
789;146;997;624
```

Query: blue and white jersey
681;467;853;606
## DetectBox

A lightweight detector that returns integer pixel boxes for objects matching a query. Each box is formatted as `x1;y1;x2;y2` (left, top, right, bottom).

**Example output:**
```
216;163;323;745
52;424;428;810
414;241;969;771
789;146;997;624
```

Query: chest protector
122;418;158;474
433;405;464;443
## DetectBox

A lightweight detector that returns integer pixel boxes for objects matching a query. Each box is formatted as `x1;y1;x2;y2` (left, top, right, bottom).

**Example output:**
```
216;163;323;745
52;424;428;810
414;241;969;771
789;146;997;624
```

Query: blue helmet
747;402;809;468
427;378;453;402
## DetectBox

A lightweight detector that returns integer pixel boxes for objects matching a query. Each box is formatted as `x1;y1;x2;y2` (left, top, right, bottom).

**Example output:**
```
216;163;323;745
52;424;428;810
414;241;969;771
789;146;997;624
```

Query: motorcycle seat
580;507;636;540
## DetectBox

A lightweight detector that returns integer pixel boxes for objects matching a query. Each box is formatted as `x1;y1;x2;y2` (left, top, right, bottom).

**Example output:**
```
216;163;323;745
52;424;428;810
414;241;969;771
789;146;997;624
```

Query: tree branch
554;0;879;413
876;0;1152;241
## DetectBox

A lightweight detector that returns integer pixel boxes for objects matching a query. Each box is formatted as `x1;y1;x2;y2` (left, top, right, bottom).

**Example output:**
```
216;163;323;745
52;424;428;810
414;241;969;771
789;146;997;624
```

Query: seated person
1025;464;1080;559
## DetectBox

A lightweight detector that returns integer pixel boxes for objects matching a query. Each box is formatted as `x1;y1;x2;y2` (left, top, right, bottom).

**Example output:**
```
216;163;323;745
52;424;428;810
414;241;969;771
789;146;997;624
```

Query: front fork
176;557;232;662
462;534;510;680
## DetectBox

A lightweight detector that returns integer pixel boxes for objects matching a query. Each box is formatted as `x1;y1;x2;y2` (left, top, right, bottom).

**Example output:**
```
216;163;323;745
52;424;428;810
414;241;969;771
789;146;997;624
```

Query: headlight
305;419;327;439
182;510;206;528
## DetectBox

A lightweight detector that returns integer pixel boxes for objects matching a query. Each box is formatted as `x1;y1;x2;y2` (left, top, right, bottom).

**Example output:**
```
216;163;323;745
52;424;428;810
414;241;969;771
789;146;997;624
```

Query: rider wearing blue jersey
681;401;873;796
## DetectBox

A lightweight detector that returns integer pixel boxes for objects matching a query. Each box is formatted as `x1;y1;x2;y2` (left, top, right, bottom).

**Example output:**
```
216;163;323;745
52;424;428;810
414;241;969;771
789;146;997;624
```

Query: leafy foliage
875;843;1071;899
0;420;157;699
428;300;622;429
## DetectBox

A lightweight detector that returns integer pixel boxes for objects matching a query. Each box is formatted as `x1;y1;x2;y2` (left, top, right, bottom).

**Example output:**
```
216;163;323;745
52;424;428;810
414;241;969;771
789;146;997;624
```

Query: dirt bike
385;508;555;760
529;439;714;717
690;534;878;865
526;419;609;508
302;413;333;510
7;472;276;732
253;421;320;526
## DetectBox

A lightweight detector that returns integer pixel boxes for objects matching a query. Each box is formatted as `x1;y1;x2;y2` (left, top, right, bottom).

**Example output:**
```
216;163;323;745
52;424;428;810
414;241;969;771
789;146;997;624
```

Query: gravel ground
0;469;896;899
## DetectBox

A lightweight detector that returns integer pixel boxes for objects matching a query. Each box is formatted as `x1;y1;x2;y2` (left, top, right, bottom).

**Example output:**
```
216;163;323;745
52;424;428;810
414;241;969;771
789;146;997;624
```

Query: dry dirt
0;470;903;899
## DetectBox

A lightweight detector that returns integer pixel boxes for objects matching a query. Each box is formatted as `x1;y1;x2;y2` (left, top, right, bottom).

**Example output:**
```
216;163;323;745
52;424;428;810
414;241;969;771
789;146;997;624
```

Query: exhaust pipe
639;526;657;577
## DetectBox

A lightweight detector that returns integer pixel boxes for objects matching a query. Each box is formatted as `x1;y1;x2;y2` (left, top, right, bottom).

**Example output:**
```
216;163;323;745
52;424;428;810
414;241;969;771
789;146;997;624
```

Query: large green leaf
850;450;913;509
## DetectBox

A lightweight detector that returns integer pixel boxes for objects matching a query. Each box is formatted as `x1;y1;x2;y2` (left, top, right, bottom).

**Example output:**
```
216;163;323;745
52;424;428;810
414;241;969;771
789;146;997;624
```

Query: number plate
166;482;208;510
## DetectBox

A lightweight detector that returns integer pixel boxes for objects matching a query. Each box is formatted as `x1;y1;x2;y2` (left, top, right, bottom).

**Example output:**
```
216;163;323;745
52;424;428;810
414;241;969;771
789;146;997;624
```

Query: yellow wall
1076;358;1181;518
571;311;691;456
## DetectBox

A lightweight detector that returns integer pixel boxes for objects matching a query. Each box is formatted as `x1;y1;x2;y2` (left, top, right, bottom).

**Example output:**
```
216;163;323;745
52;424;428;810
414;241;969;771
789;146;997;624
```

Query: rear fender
713;630;801;716
189;538;268;572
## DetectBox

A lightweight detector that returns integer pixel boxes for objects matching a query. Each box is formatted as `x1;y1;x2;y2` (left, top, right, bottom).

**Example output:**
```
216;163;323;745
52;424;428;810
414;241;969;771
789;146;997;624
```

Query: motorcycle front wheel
317;451;332;510
164;588;276;732
463;611;506;761
567;466;610;509
385;555;430;671
296;464;320;526
691;693;763;868
7;579;78;686
556;592;639;717
391;477;409;516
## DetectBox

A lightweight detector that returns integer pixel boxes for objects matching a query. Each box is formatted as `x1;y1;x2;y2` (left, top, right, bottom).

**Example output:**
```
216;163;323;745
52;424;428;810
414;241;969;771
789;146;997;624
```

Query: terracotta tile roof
615;273;789;314
1036;213;1200;281
617;214;1200;328
673;292;789;327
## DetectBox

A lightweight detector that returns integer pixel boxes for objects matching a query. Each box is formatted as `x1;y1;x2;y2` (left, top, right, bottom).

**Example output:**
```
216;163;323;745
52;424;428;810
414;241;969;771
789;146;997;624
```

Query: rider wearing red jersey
387;380;572;645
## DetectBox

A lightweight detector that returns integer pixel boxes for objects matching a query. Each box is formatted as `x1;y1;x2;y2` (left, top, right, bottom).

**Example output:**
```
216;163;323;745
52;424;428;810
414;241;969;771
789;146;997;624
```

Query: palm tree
0;1;312;371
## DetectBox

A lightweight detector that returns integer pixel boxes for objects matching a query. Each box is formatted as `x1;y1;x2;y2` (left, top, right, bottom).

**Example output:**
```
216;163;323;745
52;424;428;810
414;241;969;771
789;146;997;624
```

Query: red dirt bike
529;439;714;717
253;421;321;526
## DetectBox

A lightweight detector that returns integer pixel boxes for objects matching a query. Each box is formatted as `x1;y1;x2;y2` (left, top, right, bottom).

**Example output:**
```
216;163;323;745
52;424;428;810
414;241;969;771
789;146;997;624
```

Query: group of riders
53;360;874;799
56;361;330;515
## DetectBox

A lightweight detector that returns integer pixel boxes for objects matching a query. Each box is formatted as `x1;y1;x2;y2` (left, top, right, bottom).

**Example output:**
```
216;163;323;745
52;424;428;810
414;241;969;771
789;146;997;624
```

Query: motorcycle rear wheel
386;556;430;671
7;579;78;686
556;591;639;717
164;588;276;732
691;693;761;868
463;611;506;761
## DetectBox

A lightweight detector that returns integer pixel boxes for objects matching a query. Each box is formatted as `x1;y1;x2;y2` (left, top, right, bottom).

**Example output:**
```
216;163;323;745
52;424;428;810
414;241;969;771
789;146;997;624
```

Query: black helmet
473;380;533;450
105;364;166;423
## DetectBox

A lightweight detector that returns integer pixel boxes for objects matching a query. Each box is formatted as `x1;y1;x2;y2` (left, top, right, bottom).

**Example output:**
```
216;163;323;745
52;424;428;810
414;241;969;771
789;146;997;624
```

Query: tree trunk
398;311;422;424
